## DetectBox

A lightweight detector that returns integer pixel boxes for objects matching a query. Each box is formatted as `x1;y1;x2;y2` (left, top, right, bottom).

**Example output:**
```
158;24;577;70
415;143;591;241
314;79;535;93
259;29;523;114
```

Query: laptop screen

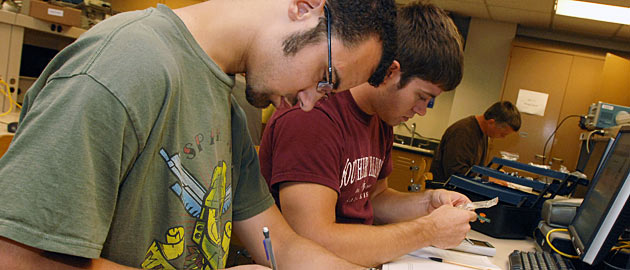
569;126;630;265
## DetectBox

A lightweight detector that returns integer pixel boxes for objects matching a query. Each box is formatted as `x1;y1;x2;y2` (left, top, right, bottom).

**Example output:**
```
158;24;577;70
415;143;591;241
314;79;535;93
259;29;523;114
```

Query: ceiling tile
396;0;630;46
485;0;555;12
427;0;491;19
553;15;622;38
489;6;551;28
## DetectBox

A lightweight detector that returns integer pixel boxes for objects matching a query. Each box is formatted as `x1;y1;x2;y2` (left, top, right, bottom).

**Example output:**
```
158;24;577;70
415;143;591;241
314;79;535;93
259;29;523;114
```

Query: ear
382;60;401;85
288;0;325;21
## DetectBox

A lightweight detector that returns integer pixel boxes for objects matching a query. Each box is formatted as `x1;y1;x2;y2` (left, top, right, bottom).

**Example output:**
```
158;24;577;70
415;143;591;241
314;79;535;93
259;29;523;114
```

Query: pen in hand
262;227;277;270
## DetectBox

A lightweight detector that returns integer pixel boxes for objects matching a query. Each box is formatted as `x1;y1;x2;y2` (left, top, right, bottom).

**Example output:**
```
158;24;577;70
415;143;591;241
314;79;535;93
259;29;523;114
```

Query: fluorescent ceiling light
555;0;630;25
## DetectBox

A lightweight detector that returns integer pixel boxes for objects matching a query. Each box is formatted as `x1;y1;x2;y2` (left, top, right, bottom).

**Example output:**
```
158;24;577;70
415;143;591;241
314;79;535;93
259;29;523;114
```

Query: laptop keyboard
509;250;575;270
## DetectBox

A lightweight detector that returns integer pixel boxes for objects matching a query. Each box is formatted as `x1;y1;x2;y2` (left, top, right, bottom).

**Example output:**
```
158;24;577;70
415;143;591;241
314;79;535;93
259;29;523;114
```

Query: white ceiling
397;0;630;43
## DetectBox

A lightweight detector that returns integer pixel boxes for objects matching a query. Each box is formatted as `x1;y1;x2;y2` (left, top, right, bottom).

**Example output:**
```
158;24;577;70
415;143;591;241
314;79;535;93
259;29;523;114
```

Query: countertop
393;142;435;157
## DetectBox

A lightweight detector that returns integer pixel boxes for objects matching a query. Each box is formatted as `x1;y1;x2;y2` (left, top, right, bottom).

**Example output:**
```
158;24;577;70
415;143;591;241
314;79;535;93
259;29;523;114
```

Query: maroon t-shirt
259;90;393;224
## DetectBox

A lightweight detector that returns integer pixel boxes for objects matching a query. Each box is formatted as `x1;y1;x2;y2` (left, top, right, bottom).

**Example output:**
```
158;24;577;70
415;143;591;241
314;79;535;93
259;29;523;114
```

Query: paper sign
516;89;548;116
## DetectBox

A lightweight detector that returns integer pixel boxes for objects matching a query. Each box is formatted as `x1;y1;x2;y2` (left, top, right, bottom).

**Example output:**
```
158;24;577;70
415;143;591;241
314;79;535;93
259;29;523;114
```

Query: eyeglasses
317;5;333;96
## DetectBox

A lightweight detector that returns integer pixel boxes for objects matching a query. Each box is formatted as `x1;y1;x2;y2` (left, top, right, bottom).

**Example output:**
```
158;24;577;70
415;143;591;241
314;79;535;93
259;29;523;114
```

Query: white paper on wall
516;89;548;116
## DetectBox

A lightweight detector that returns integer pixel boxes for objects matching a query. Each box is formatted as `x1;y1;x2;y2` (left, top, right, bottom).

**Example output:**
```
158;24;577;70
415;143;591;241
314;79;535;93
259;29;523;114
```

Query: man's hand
427;189;471;212
418;205;477;249
233;205;363;269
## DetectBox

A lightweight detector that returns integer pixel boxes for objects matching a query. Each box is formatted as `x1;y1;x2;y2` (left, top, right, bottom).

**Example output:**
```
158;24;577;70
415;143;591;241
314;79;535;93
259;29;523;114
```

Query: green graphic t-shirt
0;5;273;269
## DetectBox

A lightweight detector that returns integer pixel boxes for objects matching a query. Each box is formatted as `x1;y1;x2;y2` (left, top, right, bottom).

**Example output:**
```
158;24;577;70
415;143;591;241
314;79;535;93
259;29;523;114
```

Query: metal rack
446;157;588;209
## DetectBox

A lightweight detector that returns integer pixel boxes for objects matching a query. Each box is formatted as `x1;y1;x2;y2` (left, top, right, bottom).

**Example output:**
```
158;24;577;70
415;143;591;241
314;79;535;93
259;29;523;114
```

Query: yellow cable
3;79;22;109
0;79;12;117
611;245;630;251
0;78;22;117
546;228;580;259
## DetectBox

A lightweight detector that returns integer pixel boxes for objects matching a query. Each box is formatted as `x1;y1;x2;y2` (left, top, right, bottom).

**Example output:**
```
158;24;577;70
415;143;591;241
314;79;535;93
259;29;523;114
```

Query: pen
262;227;277;270
429;256;491;270
465;237;474;245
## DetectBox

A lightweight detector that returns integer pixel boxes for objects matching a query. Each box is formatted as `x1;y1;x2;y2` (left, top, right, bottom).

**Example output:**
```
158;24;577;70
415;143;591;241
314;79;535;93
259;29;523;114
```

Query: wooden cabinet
163;0;204;9
546;55;610;171
489;45;574;167
389;148;433;192
110;0;204;12
489;38;630;171
110;0;159;12
0;10;84;114
598;53;630;106
0;11;21;112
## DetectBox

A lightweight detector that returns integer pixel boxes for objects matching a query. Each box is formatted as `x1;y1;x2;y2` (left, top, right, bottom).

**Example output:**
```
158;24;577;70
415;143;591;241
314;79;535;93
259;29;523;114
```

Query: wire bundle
0;78;21;117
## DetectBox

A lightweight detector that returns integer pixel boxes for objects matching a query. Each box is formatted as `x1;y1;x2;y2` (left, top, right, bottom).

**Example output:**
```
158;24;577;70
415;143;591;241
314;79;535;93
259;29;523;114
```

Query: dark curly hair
282;0;397;87
395;1;464;91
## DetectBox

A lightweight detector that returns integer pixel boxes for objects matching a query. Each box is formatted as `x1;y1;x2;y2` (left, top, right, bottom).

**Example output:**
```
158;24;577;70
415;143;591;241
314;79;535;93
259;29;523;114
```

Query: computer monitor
573;137;615;198
576;137;614;178
568;125;630;265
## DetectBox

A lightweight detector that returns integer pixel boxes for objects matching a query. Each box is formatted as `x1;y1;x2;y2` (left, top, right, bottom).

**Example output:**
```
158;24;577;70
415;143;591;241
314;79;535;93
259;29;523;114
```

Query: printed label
47;8;64;17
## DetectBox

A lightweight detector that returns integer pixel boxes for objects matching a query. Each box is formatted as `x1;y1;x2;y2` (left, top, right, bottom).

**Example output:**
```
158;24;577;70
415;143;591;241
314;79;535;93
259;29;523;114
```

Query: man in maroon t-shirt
259;2;478;267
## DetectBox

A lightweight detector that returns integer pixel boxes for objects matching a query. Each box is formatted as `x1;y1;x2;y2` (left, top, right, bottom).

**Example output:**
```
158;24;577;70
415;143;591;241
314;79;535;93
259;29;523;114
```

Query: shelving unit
0;8;85;114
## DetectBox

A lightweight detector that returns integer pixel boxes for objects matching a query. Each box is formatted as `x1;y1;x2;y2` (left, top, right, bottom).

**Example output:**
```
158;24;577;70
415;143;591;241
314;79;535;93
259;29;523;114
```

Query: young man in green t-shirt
0;0;397;269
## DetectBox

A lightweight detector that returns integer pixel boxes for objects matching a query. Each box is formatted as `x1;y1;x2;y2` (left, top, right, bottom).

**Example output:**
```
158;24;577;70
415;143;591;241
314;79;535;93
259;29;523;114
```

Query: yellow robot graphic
142;226;186;269
159;148;233;269
192;161;233;269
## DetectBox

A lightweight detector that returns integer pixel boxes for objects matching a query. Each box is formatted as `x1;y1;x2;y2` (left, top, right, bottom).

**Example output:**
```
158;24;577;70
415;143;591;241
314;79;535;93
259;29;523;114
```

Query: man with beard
0;0;397;269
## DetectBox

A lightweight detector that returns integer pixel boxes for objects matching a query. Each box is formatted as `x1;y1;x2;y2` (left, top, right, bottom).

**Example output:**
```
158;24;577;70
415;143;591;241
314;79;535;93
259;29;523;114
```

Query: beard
245;83;273;108
245;83;299;109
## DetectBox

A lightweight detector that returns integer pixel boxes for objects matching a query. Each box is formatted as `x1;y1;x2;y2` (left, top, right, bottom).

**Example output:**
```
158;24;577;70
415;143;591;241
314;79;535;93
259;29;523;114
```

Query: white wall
448;18;516;125
394;18;517;140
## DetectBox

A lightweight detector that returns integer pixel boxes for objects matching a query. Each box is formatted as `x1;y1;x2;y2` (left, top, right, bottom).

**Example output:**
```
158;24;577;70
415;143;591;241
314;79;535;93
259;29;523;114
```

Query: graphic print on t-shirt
142;148;232;269
141;226;185;269
340;156;384;203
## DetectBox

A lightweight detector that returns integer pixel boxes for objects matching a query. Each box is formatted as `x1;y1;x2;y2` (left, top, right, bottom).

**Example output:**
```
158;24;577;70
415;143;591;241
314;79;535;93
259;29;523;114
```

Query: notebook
382;246;501;270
